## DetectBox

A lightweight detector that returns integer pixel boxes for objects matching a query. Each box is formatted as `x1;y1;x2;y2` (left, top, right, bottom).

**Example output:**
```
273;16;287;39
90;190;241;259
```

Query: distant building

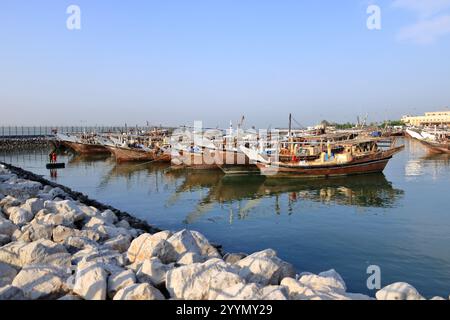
401;110;450;127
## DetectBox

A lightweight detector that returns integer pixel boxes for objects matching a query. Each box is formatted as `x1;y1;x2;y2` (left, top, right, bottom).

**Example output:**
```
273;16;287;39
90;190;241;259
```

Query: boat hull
171;150;219;170
63;141;110;155
257;147;404;179
106;146;170;163
418;139;450;154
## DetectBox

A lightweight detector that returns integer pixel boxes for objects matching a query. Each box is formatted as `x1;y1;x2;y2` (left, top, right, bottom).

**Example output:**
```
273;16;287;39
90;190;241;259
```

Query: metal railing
0;126;153;138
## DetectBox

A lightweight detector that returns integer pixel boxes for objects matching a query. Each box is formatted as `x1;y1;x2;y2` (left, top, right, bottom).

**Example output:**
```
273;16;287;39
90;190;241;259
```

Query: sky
0;0;449;128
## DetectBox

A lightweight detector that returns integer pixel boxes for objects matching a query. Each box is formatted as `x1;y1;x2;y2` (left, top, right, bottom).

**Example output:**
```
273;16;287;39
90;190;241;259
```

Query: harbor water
1;137;449;298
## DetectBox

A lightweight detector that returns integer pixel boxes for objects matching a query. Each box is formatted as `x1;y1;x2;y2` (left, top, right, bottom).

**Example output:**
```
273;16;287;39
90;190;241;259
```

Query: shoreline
0;162;447;300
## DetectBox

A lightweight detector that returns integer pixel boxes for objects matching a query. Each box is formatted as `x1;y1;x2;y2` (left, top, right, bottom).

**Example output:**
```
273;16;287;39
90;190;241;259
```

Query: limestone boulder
0;285;25;300
298;269;347;293
21;198;44;216
260;285;289;300
224;252;247;264
166;229;221;261
0;239;70;269
177;252;206;265
0;217;18;237
127;233;177;264
136;257;174;287
73;261;108;300
113;283;165;300
63;236;99;253
236;249;296;286
0;262;18;287
72;248;126;273
166;258;244;300
0;195;21;212
376;282;425;300
52;225;100;243
99;209;118;225
107;269;136;299
0;179;41;200
103;234;131;253
215;283;261;300
17;219;53;242
12;264;69;300
0;234;10;246
7;207;34;227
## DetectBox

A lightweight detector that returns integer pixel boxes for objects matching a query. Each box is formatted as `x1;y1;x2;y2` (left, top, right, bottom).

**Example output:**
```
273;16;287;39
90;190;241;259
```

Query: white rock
299;269;347;292
17;219;53;242
215;283;261;300
103;234;131;253
0;239;70;269
57;294;82;300
0;234;10;246
115;219;131;229
281;276;368;300
48;187;66;199
127;233;177;264
0;285;25;300
34;209;78;228
0;217;18;237
166;229;220;261
431;296;446;300
260;285;289;300
52;225;100;243
73;248;126;273
0;262;18;287
73;261;108;300
85;223;130;241
151;230;173;241
166;258;244;300
376;282;425;300
190;230;222;258
0;180;41;200
236;249;296;286
63;236;99;252
12;264;69;300
21;198;44;215
99;210;118;225
113;283;165;300
281;277;316;300
224;252;247;264
177;252;206;265
136;257;174;287
0;195;21;211
7;207;34;226
107;269;136;299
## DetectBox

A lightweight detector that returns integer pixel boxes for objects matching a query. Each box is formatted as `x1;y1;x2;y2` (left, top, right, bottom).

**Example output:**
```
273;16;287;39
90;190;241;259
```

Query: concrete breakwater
0;137;52;151
0;162;448;300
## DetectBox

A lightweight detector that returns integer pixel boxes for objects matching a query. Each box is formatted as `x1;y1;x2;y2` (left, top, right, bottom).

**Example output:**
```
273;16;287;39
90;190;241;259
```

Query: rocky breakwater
0;163;448;300
0;137;51;151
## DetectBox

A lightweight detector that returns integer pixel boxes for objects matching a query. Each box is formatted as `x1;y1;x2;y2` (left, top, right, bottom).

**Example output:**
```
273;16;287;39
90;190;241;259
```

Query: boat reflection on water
95;159;405;224
171;171;405;224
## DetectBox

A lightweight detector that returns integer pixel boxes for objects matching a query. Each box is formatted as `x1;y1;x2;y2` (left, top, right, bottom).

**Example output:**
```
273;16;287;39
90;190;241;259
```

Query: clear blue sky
1;0;449;128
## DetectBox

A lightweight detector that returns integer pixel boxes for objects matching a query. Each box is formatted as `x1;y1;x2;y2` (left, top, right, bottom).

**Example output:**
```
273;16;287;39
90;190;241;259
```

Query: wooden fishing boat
106;145;171;163
417;139;450;154
171;148;220;170
406;129;450;154
63;140;110;155
55;133;110;155
213;148;259;174
248;139;404;179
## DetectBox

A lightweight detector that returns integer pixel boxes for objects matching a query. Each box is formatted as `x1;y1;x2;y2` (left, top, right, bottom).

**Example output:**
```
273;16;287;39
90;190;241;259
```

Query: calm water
1;138;449;298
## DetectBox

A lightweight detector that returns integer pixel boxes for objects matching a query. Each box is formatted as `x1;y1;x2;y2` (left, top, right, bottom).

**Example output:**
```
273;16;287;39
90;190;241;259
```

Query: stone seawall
0;162;447;300
0;137;51;151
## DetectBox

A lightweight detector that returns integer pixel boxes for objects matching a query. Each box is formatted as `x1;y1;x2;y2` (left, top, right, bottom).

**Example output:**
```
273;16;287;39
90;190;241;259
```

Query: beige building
402;110;450;127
